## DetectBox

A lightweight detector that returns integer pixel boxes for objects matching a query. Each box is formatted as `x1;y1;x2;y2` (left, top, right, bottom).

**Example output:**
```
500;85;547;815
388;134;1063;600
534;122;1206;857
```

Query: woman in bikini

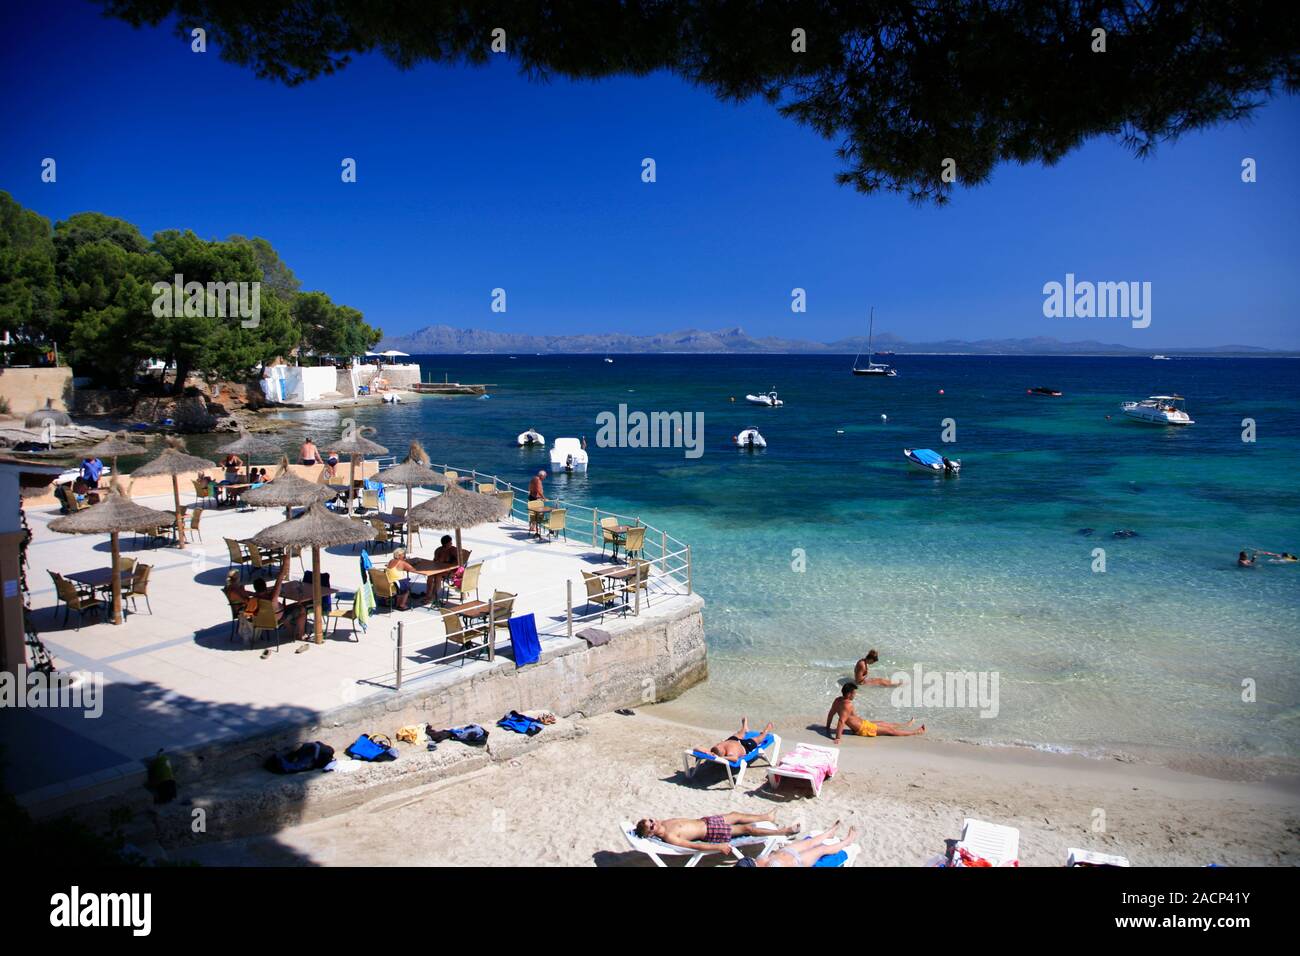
706;716;775;761
737;821;859;867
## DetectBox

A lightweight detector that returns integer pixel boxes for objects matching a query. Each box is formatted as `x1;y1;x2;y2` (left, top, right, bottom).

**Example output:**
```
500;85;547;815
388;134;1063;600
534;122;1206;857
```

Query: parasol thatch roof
407;484;508;531
376;439;448;488
131;437;216;477
24;399;72;429
332;426;387;457
242;466;337;508
215;429;282;458
85;431;145;460
249;501;376;549
49;483;175;535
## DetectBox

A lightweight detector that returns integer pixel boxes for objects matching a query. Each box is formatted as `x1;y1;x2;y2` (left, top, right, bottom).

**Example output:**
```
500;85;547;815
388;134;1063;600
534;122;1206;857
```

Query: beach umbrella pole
110;532;122;625
312;545;323;643
348;455;358;516
171;474;186;546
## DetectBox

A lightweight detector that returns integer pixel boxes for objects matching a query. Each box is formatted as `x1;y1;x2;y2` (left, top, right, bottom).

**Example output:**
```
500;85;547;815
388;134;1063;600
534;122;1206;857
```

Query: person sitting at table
428;535;462;601
251;561;308;641
71;476;101;506
385;549;429;610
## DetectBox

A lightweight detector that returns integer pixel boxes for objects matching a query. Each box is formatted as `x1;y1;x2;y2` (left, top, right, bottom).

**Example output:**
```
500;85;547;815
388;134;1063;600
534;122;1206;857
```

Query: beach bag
265;741;335;774
447;724;488;746
451;566;466;589
345;733;398;761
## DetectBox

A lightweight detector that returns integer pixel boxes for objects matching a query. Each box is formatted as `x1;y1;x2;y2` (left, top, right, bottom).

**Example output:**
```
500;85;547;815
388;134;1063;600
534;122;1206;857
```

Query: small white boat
604;356;614;364
380;393;402;404
745;388;784;407
1120;395;1194;426
904;448;960;475
851;307;897;377
549;437;589;473
1151;354;1170;360
734;427;767;449
517;428;545;447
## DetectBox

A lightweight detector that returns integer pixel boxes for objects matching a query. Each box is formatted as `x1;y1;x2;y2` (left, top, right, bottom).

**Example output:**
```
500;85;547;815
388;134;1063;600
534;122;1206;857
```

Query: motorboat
1120;395;1194;426
734;427;767;449
851;307;897;377
380;393;402;404
1027;386;1062;397
745;389;784;407
549;437;589;473
904;447;960;475
604;356;614;364
1151;354;1170;360
517;428;545;447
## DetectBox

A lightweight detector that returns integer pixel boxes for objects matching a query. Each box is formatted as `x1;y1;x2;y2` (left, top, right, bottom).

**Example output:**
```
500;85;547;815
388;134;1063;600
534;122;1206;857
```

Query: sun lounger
682;732;781;789
759;832;860;867
953;818;1020;867
619;820;781;867
766;741;839;797
1067;847;1130;867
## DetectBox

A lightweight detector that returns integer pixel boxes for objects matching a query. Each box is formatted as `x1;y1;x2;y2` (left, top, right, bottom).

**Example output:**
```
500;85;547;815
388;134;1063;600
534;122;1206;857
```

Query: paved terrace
10;483;691;807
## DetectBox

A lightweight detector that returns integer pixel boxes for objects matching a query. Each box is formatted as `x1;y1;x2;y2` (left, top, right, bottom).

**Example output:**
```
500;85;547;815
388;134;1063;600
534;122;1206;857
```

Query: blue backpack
345;733;398;761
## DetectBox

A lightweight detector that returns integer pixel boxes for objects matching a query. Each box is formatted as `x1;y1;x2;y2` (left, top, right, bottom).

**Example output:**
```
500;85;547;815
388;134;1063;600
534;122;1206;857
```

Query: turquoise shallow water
200;354;1299;773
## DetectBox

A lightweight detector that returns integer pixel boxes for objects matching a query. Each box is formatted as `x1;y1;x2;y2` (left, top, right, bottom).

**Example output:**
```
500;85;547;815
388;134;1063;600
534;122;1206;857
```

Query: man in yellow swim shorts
827;683;927;744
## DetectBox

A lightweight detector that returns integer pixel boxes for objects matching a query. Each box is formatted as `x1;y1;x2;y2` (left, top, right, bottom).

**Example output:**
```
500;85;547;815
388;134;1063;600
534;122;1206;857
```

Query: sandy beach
182;707;1300;867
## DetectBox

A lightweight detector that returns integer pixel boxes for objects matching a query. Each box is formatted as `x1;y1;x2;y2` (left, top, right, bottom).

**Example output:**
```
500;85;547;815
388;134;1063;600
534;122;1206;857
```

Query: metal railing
357;457;693;691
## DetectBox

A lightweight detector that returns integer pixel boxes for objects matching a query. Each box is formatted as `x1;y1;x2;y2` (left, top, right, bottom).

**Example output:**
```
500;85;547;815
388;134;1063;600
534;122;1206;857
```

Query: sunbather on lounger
737;821;859;868
854;649;902;687
827;684;925;743
634;812;800;852
707;716;775;761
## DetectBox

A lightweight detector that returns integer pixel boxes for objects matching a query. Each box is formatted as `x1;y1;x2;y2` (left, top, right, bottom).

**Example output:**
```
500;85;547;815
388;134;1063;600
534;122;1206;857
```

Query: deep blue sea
204;354;1298;774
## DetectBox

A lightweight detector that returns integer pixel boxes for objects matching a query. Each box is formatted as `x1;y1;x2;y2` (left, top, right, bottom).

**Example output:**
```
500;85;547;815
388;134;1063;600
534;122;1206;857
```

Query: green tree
0;192;59;352
101;0;1300;203
293;291;381;361
227;234;301;299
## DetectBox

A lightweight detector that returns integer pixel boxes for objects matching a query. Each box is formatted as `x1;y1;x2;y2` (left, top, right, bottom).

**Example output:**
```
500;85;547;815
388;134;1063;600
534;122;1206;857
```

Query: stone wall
354;363;421;390
0;366;72;416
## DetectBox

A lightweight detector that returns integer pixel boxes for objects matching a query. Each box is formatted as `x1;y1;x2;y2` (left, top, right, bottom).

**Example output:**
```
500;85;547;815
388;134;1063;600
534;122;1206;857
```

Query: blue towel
814;849;848;867
359;549;373;573
508;613;541;667
691;732;773;769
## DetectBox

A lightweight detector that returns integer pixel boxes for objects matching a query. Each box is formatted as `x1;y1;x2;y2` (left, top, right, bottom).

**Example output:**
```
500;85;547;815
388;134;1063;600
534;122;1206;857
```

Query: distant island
379;324;1292;357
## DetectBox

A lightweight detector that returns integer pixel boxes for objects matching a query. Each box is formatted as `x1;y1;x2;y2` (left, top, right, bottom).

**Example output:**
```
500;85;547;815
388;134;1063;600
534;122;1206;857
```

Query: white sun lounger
1067;847;1130;867
765;741;839;797
681;732;781;790
954;818;1020;867
619;820;781;867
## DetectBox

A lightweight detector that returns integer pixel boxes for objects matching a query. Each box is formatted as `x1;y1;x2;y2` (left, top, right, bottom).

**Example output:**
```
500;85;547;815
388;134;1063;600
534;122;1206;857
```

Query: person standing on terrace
528;469;547;502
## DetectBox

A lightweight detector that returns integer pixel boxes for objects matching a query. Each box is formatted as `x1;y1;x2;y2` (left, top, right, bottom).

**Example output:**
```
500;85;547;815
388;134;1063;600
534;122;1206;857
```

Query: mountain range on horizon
378;324;1290;357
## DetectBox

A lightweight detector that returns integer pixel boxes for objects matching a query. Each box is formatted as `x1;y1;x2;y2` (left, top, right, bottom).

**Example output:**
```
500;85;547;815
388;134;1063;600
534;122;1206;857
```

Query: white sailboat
852;308;897;376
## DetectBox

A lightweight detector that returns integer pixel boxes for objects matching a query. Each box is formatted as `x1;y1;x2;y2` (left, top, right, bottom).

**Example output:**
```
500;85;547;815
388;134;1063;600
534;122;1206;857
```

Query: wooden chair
251;598;283;649
622;526;646;562
489;590;516;632
369;518;394;553
359;488;380;513
188;506;204;542
127;564;153;614
192;477;216;506
495;489;514;522
477;482;496;494
226;590;248;642
581;571;622;622
368;567;399;612
543;508;567;542
116;556;137;576
527;498;546;535
49;572;105;629
247;544;277;577
327;595;359;640
441;609;487;664
446;562;482;604
622;559;652;608
600;516;621;558
225;538;252;578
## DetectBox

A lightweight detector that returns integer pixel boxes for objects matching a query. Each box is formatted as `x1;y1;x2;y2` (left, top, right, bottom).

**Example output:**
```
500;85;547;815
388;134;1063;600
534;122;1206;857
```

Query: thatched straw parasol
84;431;146;481
331;426;388;516
376;440;449;542
407;483;508;556
249;501;375;643
243;456;337;518
48;480;175;624
215;429;282;483
129;437;216;547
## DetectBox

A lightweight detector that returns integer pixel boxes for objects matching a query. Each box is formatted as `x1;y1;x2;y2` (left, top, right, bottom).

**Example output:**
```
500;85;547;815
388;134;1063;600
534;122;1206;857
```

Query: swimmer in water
854;650;901;688
1238;550;1255;568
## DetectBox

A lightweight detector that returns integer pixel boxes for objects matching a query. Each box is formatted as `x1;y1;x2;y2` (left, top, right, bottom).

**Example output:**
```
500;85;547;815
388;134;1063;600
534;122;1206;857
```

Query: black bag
265;741;335;774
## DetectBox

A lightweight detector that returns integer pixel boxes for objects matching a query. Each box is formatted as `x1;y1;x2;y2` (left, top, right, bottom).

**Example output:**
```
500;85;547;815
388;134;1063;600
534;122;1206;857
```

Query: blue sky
2;1;1297;348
